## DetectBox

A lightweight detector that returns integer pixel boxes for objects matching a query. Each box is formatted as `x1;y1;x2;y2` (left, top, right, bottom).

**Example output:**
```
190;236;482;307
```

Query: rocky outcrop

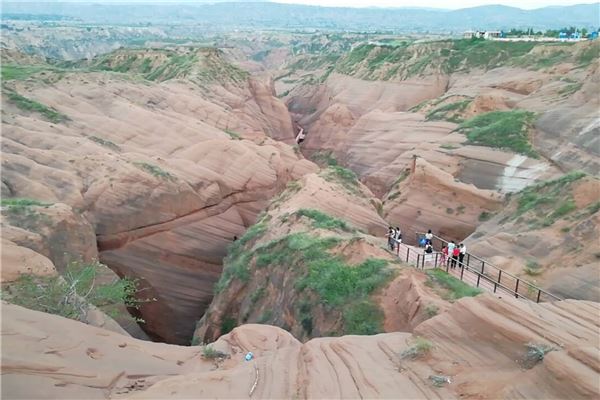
464;175;600;301
3;294;598;399
1;53;315;343
384;157;504;242
193;170;396;343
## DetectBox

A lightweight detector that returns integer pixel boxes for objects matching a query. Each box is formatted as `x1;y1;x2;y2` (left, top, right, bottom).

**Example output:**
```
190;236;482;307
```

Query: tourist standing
451;246;460;269
386;227;396;251
447;241;456;266
459;243;467;267
425;229;433;246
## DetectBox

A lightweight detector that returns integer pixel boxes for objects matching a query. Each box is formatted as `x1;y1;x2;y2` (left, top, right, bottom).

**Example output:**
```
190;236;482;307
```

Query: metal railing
407;232;562;303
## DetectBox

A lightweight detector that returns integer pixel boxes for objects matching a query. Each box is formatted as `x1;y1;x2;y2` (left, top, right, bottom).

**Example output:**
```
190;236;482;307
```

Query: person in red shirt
440;245;448;267
451;246;460;269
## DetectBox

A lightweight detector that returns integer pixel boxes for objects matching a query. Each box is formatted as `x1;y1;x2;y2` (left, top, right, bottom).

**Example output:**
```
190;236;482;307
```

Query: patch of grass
587;201;600;215
558;82;582;97
478;211;493;221
440;143;459;150
321;166;360;194
1;198;52;209
250;287;266;304
426;99;471;123
426;269;482;301
258;310;273;323
457;110;537;157
524;260;542;276
425;304;439;318
6;91;69;123
133;162;177;181
202;345;228;360
310;150;338;167
89;136;121;151
577;42;599;66
220;316;237;335
342;299;384;335
515;172;586;224
294;209;354;232
224;129;242;140
1;64;47;81
401;337;433;359
1;260;147;321
523;342;555;368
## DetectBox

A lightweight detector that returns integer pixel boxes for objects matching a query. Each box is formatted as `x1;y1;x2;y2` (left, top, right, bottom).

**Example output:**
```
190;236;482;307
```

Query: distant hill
2;2;599;32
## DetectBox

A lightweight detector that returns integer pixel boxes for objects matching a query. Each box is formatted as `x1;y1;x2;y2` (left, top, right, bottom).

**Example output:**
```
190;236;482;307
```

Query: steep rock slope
3;294;598;399
286;39;598;242
1;49;314;343
464;173;600;301
193;169;398;342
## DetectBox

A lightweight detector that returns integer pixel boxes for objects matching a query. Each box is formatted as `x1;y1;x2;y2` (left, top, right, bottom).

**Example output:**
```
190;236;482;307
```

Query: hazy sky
18;0;596;9
273;0;594;9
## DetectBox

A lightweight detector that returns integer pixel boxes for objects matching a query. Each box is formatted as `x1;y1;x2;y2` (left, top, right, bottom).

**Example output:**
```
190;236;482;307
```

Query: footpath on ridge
390;232;562;303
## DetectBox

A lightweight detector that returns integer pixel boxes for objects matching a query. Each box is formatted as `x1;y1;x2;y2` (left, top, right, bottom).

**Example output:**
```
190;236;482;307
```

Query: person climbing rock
459;243;467;267
425;229;433;246
295;127;306;144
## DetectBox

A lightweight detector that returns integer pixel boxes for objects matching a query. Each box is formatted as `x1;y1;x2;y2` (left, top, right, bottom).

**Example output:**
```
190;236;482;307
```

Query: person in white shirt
447;241;456;267
425;229;433;245
459;243;467;267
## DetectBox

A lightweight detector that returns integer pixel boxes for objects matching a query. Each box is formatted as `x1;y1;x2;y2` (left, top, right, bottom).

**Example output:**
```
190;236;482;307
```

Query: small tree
1;260;151;322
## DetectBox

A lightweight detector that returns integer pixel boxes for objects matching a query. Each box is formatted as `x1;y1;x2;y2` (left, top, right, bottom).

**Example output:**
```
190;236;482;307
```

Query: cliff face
1;48;314;343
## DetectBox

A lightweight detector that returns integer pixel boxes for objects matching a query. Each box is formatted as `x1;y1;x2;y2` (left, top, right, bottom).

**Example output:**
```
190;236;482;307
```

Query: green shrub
310;150;338;166
133;162;177;181
401;337;433;359
294;209;354;232
202;345;228;359
426;99;471;122
6;91;69;123
89;136;121;151
426;269;482;301
321;166;360;194
224;129;242;140
524;260;542;276
1;65;47;81
297;257;391;306
342;299;384;335
250;287;266;304
258;310;273;323
458;110;537;157
2;260;146;321
221;316;237;335
425;304;439;318
478;211;492;221
1;198;52;210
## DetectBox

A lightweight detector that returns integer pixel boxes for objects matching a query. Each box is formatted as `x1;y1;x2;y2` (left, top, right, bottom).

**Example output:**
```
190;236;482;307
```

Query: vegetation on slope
213;206;394;337
509;171;589;228
457;110;537;157
426;99;472;123
1;260;147;322
4;91;69;123
426;269;482;301
334;39;587;81
61;47;249;85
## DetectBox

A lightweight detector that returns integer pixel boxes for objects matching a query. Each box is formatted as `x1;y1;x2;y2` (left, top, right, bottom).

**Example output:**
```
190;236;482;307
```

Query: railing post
481;263;485;275
460;264;465;280
515;279;520;298
467;253;471;266
416;254;420;268
406;248;410;263
434;253;439;268
397;242;400;256
497;270;502;284
476;274;481;287
494;282;497;293
446;258;450;273
537;290;541;303
481;260;485;274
